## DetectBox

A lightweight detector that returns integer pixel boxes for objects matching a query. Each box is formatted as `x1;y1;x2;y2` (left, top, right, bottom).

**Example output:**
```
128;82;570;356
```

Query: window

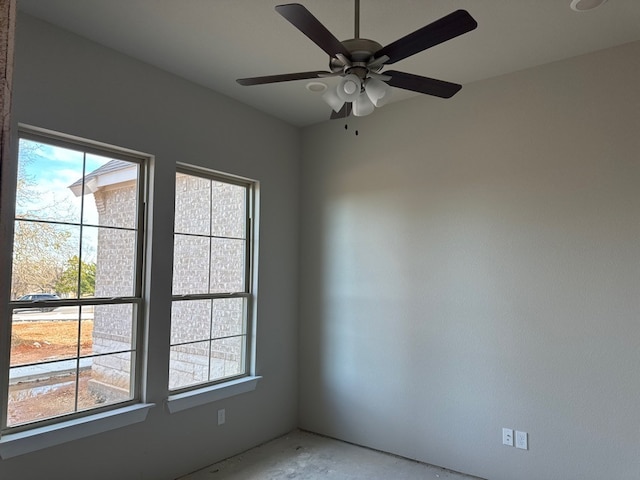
169;167;254;391
1;128;146;432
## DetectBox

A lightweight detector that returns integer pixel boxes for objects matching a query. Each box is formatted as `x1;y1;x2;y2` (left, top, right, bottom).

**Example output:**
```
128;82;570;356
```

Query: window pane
12;304;80;321
7;361;78;427
212;298;245;338
175;174;211;235
210;336;245;381
170;170;252;392
55;226;97;299
5;132;145;430
10;311;80;367
11;221;79;300
211;181;246;238
171;300;212;345
92;227;137;297
169;341;210;390
209;238;245;293
15;139;84;224
81;155;139;229
79;352;134;410
173;234;210;295
86;303;134;356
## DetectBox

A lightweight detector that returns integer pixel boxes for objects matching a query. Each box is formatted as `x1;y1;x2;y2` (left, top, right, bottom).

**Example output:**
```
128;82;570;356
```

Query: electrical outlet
217;408;226;425
515;430;528;450
502;428;514;446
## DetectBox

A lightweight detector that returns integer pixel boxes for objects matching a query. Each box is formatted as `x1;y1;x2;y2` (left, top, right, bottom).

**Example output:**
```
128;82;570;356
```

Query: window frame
0;125;149;435
168;164;256;394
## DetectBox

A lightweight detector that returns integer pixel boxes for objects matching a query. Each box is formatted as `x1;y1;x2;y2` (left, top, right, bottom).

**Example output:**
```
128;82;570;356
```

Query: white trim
0;403;155;459
3;127;151;437
175;162;256;187
166;376;261;414
19;124;150;162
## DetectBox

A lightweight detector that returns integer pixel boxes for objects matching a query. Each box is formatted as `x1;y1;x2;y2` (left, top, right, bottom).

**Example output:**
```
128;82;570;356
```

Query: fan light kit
237;1;478;120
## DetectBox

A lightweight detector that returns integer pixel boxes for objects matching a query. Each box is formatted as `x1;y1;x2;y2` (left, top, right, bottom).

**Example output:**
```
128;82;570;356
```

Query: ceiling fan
237;1;477;119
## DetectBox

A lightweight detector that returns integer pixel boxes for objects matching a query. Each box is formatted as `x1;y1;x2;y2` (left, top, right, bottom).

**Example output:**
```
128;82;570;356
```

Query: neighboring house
70;161;243;398
69;160;140;399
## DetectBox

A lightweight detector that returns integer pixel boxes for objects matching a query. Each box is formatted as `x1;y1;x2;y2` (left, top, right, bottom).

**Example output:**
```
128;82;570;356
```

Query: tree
10;140;80;299
55;256;96;297
11;221;76;298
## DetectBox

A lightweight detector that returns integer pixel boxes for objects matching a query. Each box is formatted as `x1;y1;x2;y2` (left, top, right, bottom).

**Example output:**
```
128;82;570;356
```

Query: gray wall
300;41;640;480
1;14;299;480
6;11;640;480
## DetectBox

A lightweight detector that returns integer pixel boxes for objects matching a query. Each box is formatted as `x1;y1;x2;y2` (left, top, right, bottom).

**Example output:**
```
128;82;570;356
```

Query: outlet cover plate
515;430;528;450
502;428;514;446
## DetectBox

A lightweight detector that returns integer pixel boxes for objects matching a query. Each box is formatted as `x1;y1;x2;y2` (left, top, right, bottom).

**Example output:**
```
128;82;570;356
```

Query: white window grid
169;166;255;393
0;127;148;434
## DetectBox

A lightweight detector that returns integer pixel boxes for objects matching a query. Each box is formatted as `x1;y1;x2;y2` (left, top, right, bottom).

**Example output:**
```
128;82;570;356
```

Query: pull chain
343;103;358;136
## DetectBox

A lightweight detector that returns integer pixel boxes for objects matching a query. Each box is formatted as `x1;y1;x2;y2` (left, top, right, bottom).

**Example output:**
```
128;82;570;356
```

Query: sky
16;139;114;263
17;138;108;224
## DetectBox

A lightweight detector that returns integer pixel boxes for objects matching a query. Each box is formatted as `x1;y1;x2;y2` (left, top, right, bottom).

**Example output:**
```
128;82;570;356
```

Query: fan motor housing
330;38;384;71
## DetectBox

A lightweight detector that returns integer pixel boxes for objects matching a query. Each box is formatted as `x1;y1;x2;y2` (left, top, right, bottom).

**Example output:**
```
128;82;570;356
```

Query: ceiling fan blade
385;70;462;98
237;71;329;86
276;3;351;59
330;103;352;120
374;10;477;65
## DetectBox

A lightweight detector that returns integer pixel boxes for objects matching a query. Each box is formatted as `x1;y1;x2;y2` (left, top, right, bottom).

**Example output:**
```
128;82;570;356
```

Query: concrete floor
179;430;485;480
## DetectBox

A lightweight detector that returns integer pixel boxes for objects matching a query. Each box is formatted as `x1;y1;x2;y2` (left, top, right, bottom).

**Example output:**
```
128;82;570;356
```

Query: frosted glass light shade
336;74;362;102
353;92;375;117
322;89;345;113
365;77;392;107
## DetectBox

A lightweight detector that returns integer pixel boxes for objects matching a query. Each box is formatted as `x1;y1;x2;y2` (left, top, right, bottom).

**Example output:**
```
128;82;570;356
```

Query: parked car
16;293;60;312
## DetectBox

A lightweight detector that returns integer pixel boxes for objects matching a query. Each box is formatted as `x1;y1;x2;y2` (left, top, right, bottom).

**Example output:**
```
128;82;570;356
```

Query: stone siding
91;173;247;396
90;185;137;396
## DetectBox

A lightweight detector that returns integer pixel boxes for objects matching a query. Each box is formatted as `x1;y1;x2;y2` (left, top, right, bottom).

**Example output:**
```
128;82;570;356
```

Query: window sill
0;403;155;459
166;376;262;414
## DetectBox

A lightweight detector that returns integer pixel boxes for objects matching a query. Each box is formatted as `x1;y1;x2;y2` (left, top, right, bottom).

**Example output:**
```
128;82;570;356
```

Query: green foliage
55;256;96;297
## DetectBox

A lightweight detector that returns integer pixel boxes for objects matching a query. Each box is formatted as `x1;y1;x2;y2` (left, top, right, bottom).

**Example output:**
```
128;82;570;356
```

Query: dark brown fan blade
276;3;351;58
385;70;462;98
237;71;329;86
330;103;352;120
374;10;477;65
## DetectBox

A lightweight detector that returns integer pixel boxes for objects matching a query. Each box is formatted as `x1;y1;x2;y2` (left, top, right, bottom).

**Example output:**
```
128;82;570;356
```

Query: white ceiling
17;0;640;127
